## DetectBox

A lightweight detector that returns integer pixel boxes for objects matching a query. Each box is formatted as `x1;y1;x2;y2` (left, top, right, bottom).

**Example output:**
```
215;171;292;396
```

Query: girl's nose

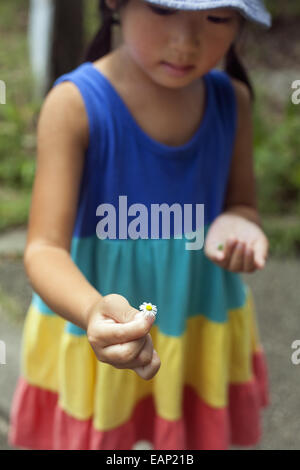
172;14;201;48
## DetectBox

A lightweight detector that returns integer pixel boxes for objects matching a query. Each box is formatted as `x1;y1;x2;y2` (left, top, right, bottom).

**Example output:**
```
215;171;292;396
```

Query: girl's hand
204;212;269;273
86;294;161;380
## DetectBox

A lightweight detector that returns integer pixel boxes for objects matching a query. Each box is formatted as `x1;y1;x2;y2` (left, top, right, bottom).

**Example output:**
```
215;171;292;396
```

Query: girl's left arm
223;78;260;225
204;79;269;273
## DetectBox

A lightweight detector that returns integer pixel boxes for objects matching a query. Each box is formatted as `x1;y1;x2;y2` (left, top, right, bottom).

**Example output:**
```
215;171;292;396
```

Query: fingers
253;236;269;269
210;237;268;273
88;310;156;349
230;241;258;272
215;237;237;263
101;335;148;368
228;240;246;272
133;349;161;380
243;244;257;272
101;333;161;380
133;335;161;380
210;237;241;270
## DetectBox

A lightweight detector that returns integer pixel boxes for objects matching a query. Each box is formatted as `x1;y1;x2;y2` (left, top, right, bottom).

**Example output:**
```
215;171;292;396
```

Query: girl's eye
207;15;232;23
148;5;176;15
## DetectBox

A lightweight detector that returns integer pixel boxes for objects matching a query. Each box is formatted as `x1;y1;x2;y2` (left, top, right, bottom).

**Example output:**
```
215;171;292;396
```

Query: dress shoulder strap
207;69;238;143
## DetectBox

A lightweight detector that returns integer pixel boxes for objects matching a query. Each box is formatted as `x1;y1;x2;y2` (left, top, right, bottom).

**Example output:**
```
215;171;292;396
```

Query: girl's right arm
24;82;160;379
24;81;101;330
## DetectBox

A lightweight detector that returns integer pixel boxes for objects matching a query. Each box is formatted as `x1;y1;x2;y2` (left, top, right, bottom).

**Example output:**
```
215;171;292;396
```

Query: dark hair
84;2;254;101
84;0;127;62
224;18;255;101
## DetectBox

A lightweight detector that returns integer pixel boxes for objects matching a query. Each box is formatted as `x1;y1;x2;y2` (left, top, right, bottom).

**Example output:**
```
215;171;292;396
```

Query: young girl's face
110;0;242;88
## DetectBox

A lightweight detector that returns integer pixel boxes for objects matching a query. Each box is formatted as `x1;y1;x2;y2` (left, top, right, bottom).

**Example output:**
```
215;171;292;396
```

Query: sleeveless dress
8;62;270;450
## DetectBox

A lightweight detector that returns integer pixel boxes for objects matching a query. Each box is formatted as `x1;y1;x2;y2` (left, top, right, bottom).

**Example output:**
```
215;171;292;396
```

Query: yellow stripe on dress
22;303;65;391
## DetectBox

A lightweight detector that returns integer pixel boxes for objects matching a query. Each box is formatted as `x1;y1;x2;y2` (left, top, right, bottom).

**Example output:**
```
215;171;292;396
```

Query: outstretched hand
86;294;161;381
204;212;269;273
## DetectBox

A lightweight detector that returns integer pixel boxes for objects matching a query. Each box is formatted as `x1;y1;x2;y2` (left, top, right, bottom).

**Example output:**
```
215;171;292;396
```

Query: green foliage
0;102;37;189
265;0;300;18
0;185;32;231
254;99;300;217
84;0;101;42
0;0;29;31
262;217;300;258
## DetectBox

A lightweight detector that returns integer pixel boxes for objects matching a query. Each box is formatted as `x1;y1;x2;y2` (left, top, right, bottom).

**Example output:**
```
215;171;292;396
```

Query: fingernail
136;311;155;321
145;312;156;320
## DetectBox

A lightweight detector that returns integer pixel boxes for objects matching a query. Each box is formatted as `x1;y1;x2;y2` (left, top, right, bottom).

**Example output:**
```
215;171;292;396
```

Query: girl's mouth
161;62;195;76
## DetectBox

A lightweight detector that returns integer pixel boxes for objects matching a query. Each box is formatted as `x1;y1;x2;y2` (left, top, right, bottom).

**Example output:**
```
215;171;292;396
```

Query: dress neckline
86;61;212;157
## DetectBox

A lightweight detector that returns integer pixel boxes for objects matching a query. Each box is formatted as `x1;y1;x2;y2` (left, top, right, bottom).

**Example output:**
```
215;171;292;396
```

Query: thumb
101;294;141;324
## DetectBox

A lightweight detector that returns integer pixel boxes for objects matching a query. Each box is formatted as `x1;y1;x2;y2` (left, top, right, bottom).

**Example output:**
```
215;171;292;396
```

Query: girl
9;0;271;450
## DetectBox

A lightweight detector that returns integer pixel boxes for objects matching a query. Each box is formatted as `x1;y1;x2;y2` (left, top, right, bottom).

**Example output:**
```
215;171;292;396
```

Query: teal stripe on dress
31;292;55;316
65;322;86;336
64;226;247;337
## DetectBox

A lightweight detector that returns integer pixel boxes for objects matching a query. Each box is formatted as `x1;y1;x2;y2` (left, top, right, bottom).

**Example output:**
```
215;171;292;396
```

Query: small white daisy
139;302;157;318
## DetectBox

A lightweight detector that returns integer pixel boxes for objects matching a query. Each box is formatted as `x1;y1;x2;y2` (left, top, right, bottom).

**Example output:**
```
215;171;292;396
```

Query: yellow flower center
146;305;152;311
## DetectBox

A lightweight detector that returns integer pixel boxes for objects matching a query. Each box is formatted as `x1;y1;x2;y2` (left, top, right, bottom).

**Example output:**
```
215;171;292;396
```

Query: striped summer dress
8;61;269;450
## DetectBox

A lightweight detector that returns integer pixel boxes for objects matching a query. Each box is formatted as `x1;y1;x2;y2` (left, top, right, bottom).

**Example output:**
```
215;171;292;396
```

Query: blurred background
0;0;300;450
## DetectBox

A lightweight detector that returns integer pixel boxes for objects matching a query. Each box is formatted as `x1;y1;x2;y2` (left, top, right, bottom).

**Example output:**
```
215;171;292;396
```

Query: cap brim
144;0;272;28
